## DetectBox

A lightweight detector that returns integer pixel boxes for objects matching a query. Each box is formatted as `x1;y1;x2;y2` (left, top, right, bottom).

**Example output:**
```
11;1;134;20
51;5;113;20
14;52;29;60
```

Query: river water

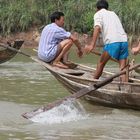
0;49;140;140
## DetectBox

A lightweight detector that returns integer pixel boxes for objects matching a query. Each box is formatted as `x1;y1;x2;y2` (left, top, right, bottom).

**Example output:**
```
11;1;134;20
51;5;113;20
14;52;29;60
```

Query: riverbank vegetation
0;0;140;41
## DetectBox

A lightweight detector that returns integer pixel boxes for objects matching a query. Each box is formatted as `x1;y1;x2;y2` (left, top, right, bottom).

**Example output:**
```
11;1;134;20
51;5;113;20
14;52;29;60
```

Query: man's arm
84;25;101;54
70;33;83;57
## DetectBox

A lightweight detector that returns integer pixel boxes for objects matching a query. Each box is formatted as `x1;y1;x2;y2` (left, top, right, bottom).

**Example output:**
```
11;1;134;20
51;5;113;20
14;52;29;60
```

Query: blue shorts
103;42;129;60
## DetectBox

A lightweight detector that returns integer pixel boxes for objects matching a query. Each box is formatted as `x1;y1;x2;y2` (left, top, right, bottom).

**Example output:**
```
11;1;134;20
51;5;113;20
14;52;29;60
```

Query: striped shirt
38;23;71;62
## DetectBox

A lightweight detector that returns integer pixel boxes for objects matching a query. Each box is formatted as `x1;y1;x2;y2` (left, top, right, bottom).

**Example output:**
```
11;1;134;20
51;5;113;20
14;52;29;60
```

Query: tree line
0;0;140;40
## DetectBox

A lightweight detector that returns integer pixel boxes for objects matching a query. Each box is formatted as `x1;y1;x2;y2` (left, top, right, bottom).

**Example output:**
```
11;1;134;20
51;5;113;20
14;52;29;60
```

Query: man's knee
60;39;73;47
67;39;73;46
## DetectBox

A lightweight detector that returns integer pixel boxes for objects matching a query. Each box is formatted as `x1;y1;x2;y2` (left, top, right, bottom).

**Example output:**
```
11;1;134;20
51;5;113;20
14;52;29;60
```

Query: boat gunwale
59;72;140;86
54;66;140;86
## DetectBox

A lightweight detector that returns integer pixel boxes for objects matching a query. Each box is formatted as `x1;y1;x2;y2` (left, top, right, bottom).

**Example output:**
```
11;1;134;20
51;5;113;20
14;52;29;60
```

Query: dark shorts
103;42;129;60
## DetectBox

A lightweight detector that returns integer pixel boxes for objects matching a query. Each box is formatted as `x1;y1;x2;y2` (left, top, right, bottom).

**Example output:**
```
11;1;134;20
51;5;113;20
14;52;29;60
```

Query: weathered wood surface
0;40;24;64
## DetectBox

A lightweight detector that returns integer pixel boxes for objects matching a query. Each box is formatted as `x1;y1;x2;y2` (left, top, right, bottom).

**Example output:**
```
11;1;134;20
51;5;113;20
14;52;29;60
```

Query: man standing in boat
84;0;128;82
38;11;83;69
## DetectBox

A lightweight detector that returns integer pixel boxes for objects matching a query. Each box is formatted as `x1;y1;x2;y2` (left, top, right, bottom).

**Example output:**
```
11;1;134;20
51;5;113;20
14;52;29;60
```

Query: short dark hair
96;0;109;10
50;11;64;23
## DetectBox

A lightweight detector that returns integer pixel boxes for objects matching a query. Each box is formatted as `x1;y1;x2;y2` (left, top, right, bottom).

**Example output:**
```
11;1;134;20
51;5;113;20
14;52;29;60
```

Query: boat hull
0;40;24;64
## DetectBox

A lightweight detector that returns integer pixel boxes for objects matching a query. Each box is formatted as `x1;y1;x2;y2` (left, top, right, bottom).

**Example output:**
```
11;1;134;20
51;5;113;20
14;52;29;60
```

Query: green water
0;48;140;140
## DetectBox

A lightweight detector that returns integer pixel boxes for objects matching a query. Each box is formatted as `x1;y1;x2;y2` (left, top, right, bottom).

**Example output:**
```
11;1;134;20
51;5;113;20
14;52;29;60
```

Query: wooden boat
32;58;140;111
0;40;24;64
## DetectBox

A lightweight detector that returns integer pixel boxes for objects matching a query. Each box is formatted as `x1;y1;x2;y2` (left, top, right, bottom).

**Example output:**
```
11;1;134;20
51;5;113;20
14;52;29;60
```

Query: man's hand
84;44;94;54
131;42;140;55
131;47;140;55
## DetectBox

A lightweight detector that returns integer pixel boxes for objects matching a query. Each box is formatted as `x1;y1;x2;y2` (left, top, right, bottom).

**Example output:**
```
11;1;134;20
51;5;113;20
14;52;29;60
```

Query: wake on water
30;99;89;124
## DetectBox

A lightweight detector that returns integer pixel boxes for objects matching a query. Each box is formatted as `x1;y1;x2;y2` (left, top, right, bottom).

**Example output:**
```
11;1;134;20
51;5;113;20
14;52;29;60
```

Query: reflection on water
0;53;140;140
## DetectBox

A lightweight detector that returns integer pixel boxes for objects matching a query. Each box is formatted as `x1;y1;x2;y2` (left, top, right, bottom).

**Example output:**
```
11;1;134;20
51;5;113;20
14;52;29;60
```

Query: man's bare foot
63;60;74;65
63;61;77;69
52;61;69;69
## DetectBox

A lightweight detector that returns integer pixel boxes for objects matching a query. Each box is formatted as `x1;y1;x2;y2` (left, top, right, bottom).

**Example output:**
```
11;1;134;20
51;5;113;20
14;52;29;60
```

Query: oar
22;63;140;119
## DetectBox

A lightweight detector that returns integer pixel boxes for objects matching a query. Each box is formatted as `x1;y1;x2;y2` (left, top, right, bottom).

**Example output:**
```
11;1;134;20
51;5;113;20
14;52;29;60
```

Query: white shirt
94;9;127;45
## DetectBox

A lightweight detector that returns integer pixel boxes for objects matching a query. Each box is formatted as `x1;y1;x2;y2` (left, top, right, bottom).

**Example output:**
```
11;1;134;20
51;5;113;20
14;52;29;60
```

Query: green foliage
109;0;140;35
0;0;140;38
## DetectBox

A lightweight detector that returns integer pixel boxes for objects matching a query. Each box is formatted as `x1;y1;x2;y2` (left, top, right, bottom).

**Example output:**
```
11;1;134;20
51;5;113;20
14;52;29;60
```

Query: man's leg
94;51;111;79
52;39;73;68
119;58;127;82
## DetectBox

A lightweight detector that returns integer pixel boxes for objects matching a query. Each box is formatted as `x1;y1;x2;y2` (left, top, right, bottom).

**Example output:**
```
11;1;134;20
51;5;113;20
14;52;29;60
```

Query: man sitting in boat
131;41;140;55
38;11;83;69
84;0;128;82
